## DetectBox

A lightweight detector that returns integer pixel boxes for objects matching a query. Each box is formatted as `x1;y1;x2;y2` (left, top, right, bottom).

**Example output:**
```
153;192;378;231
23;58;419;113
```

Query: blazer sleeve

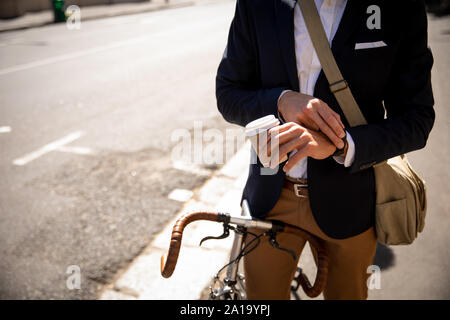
346;1;435;173
215;0;287;127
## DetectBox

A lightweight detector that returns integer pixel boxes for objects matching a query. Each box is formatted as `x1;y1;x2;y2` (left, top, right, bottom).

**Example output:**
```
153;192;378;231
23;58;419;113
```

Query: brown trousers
243;182;377;300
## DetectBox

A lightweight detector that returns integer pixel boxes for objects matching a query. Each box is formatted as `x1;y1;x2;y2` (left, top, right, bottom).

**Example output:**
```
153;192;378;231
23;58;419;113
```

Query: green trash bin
52;0;66;23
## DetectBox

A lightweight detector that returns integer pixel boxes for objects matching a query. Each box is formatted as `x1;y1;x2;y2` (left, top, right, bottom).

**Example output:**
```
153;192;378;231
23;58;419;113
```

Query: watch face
333;149;344;157
332;146;345;157
332;136;347;157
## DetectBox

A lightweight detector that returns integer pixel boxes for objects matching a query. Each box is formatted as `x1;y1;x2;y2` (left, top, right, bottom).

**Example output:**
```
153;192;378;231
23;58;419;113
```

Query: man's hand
265;122;337;172
278;91;346;149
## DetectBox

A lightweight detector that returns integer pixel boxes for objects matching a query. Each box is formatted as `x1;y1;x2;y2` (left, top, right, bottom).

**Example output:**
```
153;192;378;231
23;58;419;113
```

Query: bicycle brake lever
199;223;231;246
269;232;297;261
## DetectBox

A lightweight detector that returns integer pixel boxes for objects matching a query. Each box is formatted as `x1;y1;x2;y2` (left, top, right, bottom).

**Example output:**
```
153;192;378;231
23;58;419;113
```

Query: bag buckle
294;184;308;198
329;80;348;93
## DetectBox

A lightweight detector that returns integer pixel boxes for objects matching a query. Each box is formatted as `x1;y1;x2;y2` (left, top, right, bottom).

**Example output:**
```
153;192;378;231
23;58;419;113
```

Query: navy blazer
215;0;435;239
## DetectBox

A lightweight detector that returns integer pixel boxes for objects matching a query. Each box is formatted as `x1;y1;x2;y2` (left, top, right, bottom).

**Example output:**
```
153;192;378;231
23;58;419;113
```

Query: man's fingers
267;123;304;149
267;122;296;142
260;123;294;160
258;138;270;159
272;133;309;166
335;112;345;129
328;108;345;129
296;115;319;131
309;110;344;149
282;146;309;172
317;106;346;138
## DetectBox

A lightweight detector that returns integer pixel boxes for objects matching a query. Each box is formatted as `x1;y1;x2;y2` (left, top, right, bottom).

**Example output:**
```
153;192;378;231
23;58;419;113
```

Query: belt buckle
294;183;308;198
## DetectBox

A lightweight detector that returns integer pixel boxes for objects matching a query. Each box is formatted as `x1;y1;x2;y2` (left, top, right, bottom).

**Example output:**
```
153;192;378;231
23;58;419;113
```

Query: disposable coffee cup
245;115;288;168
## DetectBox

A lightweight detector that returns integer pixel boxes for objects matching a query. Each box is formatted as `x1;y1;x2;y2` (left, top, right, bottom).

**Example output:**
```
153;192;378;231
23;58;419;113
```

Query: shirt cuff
333;131;356;167
277;90;292;123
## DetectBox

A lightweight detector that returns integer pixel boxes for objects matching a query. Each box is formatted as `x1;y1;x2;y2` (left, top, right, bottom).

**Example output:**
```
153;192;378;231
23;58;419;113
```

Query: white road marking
0;36;150;76
57;146;93;155
168;188;194;202
0;16;226;77
0;126;12;133
13;131;84;166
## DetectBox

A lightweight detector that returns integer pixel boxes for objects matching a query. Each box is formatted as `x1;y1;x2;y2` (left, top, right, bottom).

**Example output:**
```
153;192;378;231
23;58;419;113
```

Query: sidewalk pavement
99;142;319;300
0;0;195;33
99;142;250;300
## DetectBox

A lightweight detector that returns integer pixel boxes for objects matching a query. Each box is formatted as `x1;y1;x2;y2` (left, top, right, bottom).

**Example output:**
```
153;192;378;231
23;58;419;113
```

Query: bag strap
298;0;367;127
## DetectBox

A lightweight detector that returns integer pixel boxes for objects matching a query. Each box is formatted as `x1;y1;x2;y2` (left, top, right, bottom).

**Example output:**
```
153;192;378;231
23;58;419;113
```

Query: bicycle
160;200;329;300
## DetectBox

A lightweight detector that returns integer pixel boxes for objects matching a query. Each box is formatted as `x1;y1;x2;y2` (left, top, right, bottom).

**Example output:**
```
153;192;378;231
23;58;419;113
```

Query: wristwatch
332;134;347;157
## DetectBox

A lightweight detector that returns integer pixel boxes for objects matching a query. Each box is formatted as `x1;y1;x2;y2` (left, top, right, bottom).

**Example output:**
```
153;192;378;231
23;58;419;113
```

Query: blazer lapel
274;0;364;91
274;0;299;92
331;0;365;55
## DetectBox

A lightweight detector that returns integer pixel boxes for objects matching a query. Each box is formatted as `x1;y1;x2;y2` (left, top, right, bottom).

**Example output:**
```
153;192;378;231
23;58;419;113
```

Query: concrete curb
99;142;252;300
0;0;195;33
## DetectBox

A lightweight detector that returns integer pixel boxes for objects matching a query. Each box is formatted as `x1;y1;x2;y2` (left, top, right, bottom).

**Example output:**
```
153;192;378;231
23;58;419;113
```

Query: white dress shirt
281;0;355;179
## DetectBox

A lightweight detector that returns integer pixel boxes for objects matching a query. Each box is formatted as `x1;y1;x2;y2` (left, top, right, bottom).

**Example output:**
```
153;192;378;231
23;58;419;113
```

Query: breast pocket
343;39;396;98
353;40;393;71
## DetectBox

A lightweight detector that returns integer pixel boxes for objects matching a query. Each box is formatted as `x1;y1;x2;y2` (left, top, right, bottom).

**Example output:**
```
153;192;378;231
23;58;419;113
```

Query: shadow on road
373;242;396;270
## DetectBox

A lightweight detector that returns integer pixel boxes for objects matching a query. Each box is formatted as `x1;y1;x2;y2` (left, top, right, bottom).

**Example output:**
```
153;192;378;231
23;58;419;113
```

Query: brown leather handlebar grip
284;225;329;298
160;211;219;278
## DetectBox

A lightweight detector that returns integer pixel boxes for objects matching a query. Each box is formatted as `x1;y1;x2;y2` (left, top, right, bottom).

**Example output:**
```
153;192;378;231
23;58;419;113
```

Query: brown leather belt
283;177;309;198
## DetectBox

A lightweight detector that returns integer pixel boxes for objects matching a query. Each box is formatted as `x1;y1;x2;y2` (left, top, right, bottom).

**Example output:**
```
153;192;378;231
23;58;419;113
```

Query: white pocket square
355;41;387;50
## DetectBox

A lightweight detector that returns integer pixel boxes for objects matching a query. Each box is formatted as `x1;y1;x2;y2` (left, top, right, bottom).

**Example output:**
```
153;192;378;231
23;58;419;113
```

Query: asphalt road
0;1;449;300
0;0;241;299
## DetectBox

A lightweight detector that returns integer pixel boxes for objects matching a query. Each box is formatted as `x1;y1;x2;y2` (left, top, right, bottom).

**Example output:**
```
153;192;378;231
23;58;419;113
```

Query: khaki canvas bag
299;0;427;245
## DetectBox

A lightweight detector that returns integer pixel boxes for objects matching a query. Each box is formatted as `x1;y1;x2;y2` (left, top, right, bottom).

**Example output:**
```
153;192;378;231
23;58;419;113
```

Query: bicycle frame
226;200;253;286
209;200;253;300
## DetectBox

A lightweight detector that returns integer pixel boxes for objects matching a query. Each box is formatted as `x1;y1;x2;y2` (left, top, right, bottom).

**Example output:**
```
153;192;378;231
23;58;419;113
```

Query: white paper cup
245;115;287;168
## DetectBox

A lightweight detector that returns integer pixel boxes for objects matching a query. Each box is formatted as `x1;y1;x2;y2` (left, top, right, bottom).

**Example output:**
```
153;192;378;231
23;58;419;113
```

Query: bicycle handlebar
160;212;219;278
160;211;329;298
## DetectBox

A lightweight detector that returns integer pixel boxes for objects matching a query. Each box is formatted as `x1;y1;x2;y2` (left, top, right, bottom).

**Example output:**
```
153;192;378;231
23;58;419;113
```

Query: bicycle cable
213;229;268;278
